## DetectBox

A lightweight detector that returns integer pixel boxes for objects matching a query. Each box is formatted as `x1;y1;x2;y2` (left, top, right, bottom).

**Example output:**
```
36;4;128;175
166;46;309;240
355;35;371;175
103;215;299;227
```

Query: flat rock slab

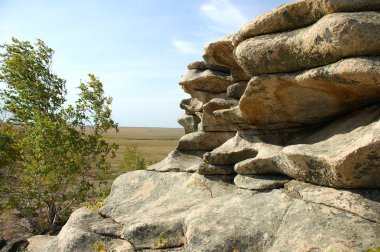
234;174;291;190
30;208;135;252
203;35;239;70
285;180;380;223
100;171;237;249
198;162;235;175
179;69;231;93
184;189;293;252
177;131;235;152
268;199;380;252
235;12;380;76
27;236;56;252
238;106;380;188
147;150;205;173
180;98;202;114
29;170;380;251
239;57;380;127
233;0;380;45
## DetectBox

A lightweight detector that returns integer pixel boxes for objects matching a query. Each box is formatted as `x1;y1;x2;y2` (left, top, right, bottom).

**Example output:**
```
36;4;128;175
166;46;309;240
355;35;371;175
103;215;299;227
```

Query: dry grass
105;127;184;168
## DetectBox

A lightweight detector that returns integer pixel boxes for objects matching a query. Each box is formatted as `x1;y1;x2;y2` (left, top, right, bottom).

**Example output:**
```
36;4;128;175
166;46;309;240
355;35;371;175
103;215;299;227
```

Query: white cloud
172;38;199;55
200;0;248;33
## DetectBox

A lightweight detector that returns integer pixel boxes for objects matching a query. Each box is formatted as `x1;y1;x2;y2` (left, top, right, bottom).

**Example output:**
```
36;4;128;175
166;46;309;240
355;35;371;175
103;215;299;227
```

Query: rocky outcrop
235;12;380;76
239;57;380;127
233;0;380;45
28;0;380;251
29;171;380;251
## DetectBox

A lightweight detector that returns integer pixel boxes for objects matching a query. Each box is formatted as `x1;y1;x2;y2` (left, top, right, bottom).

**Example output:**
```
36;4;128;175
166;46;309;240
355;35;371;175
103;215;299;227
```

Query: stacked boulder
170;0;380;189
28;1;380;251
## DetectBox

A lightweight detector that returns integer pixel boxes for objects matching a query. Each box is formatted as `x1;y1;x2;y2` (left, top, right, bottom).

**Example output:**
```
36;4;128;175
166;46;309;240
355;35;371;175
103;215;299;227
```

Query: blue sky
0;0;291;127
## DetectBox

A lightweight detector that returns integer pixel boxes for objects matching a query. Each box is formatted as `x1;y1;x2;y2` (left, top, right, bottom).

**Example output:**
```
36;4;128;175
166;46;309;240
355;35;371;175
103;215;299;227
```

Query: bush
119;144;147;171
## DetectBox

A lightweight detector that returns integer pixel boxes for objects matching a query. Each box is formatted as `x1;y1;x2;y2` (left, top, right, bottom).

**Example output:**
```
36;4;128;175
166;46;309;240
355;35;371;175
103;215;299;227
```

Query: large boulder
147;150;205;172
177;114;200;134
177;131;235;151
236;106;380;188
32;208;134;252
235;12;380;76
233;0;380;45
202;35;250;82
239;57;380;127
203;35;240;70
179;69;232;94
29;171;380;251
99;171;237;249
180;98;203;115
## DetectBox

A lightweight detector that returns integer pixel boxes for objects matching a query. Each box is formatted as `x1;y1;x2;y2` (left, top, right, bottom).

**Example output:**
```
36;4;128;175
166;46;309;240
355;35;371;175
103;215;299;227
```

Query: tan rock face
147;150;205;173
236;107;380;188
239;57;380;127
202;35;250;82
180;98;202;115
235;12;380;76
177;114;200;134
233;0;380;46
177;131;235;151
179;69;232;93
203;35;239;70
32;171;379;252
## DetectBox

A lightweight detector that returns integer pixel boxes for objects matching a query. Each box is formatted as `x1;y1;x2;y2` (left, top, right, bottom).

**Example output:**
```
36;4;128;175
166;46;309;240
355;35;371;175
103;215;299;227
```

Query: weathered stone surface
147;150;204;172
100;171;237;249
205;131;284;166
90;218;123;237
239;57;380;127
198;162;235;175
227;81;248;100
201;98;239;132
234;174;291;190
203;35;240;70
179;98;202;115
233;0;380;45
32;208;134;252
285;180;380;223
184;189;293;252
235;12;380;76
268;199;380;252
187;60;230;73
185;89;227;105
177;131;235;151
177;114;200;134
240;107;380;188
27;236;55;252
0;237;5;250
30;170;380;251
179;69;231;93
231;68;251;82
201;106;252;132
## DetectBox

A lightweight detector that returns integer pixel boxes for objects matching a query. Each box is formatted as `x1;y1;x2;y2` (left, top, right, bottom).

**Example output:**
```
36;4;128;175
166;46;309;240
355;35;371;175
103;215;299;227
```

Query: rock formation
28;0;380;251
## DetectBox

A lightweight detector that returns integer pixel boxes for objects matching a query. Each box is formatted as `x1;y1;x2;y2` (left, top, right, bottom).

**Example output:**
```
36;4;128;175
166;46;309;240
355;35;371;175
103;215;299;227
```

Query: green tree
0;117;20;198
0;38;118;234
119;144;147;171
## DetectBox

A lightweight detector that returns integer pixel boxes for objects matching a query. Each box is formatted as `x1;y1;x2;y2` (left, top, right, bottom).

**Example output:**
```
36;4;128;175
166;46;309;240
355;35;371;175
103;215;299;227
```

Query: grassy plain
104;127;184;168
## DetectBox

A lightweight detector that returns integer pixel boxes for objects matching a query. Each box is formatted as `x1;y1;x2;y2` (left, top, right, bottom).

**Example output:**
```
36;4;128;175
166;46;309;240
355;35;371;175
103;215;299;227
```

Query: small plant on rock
93;241;106;252
152;232;167;249
187;173;214;198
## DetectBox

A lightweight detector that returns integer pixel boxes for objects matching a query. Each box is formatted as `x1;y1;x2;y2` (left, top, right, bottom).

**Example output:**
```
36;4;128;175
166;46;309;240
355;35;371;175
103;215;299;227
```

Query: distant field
103;127;184;169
